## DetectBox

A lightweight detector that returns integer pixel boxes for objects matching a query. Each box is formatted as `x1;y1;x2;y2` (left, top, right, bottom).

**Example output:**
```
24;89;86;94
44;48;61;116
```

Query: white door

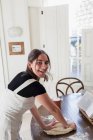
29;5;69;80
81;29;93;87
29;5;69;98
39;6;58;81
29;6;58;80
39;5;69;81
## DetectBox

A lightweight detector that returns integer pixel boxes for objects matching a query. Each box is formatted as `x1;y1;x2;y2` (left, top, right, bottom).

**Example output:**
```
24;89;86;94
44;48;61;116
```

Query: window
70;36;81;77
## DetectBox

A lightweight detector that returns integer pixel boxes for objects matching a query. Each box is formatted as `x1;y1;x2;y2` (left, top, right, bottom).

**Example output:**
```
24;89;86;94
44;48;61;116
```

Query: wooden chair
56;77;84;97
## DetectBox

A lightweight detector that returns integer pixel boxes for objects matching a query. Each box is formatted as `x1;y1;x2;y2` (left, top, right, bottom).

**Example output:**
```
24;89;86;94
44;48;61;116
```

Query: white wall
0;0;31;85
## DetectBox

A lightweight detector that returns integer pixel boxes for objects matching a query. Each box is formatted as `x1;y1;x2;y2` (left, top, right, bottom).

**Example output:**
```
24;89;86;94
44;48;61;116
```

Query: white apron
0;79;36;140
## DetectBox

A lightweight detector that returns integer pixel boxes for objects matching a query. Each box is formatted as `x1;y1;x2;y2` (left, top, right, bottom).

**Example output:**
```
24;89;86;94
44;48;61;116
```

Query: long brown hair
26;49;51;81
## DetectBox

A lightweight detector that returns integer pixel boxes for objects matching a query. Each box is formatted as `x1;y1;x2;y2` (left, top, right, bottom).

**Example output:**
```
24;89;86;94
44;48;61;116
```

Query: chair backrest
56;77;84;97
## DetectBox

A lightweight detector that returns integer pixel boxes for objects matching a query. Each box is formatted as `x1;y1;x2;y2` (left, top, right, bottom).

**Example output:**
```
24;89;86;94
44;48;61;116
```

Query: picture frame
9;42;25;55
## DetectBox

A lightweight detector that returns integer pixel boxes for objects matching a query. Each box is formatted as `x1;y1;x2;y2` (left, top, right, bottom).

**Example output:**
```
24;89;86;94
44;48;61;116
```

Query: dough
44;122;74;135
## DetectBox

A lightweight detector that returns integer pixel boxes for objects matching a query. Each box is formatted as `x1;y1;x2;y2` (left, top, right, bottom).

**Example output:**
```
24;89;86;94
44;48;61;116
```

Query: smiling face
28;53;49;78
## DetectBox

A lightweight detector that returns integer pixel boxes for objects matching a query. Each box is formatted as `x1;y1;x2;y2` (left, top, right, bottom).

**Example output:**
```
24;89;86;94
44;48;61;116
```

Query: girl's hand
65;122;76;130
43;119;57;130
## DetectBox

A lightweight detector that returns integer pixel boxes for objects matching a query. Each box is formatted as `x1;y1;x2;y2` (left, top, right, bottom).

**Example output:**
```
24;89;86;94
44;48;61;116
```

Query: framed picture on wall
9;42;25;55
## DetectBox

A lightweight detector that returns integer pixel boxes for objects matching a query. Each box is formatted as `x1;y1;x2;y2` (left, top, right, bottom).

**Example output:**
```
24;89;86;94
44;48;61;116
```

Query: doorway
70;35;82;78
69;1;82;79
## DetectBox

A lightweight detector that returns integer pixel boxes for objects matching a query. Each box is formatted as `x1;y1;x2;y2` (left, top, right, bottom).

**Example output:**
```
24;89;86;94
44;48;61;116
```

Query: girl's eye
36;61;49;65
36;61;42;65
45;61;49;65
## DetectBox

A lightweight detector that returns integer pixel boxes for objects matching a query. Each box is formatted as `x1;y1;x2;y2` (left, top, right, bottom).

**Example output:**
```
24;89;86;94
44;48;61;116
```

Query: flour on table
68;132;89;140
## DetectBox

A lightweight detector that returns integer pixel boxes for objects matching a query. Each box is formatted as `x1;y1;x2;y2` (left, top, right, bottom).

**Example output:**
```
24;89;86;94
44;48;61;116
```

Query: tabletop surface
31;93;93;140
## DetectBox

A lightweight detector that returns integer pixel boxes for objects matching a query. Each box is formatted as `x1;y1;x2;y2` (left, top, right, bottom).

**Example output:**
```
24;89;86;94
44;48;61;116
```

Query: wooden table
31;93;93;140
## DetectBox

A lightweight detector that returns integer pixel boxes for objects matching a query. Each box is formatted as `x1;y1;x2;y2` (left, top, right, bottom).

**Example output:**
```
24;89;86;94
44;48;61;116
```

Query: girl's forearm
30;105;46;129
50;105;68;127
36;94;68;128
